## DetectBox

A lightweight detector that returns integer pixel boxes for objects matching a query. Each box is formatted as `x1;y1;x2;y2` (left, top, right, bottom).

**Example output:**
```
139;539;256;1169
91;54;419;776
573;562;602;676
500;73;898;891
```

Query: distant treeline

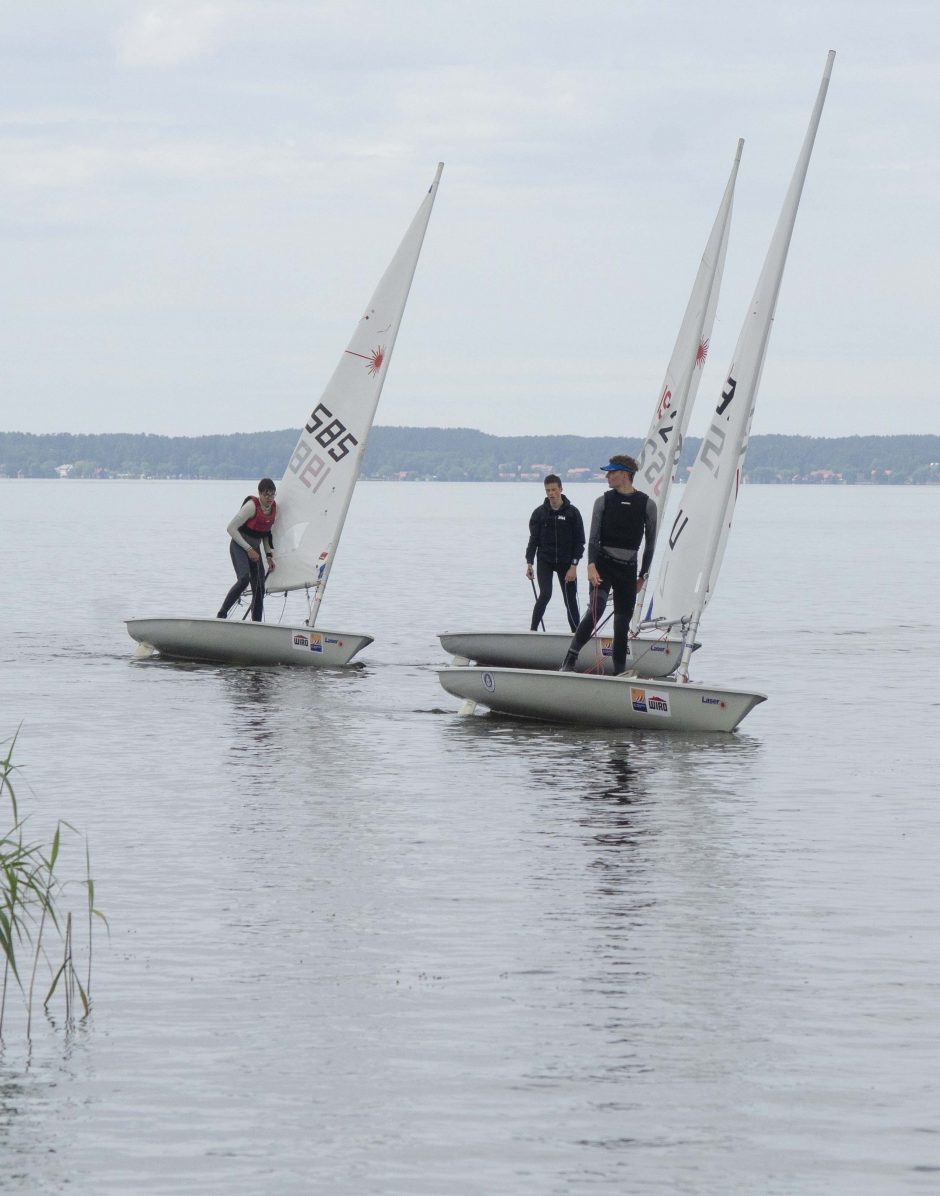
1;428;939;484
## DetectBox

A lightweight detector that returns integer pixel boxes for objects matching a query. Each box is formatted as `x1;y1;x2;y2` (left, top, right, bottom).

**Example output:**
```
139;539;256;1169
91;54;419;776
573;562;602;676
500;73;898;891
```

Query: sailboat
438;139;744;681
126;163;443;668
438;53;834;733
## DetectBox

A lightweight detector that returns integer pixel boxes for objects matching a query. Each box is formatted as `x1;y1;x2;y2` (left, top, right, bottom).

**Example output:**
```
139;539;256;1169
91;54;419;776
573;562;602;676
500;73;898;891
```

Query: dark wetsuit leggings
218;538;266;622
568;554;637;673
531;557;580;632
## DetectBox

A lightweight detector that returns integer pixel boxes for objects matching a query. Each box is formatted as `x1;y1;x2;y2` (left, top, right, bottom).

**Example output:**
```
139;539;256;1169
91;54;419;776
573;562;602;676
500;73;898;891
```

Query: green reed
0;729;107;1038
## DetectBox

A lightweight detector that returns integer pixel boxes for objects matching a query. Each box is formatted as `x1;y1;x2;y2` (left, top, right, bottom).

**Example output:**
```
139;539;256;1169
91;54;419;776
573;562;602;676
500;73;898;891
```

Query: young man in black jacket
525;475;586;632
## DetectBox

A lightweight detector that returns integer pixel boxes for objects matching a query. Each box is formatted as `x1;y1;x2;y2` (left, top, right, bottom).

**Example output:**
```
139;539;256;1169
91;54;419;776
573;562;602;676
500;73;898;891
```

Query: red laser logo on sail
345;345;385;375
695;338;709;367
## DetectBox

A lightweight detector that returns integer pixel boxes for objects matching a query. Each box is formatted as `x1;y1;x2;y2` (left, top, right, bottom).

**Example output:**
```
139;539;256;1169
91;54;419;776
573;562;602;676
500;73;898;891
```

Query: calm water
2;478;939;1194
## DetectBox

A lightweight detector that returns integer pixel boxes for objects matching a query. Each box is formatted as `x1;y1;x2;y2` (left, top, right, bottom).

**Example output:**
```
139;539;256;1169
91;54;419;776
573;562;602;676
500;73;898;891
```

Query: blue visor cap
600;462;629;472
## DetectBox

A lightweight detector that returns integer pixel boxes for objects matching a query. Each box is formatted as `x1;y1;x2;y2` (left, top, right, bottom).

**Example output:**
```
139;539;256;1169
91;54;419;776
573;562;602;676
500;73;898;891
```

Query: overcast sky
1;1;936;440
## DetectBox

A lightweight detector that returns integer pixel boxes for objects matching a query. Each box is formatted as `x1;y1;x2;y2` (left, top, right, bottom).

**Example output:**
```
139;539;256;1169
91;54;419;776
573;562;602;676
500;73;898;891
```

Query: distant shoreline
4;476;934;488
2;427;938;485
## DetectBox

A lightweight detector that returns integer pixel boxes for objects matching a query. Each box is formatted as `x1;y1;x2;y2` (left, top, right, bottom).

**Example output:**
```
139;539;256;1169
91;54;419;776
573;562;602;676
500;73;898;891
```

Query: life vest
241;495;277;536
599;489;649;551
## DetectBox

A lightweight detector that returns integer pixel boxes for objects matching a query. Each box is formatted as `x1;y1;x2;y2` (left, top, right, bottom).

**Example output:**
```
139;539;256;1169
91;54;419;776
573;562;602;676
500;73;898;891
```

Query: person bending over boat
560;455;656;675
216;478;278;622
525;474;585;632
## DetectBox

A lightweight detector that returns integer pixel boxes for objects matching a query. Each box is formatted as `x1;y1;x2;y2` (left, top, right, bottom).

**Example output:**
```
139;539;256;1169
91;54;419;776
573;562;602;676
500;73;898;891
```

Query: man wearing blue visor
560;454;657;675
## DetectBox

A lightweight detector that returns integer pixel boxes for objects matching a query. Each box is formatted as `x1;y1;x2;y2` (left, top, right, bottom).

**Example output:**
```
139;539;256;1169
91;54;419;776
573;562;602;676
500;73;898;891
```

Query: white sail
650;53;834;678
269;163;444;600
632;138;743;630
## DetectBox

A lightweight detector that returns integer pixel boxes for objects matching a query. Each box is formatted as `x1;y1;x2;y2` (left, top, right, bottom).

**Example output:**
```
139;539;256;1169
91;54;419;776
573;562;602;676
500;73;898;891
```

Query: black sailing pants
218;539;266;622
531;557;580;632
568;553;637;673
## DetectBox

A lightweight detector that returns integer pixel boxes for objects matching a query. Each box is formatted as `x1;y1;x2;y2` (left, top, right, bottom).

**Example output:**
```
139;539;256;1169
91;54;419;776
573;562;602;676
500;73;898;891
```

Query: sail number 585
304;402;359;462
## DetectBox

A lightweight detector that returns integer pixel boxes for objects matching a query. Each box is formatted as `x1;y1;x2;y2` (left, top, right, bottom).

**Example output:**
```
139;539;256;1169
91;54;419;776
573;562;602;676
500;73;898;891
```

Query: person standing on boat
216;478;278;622
560;455;657;675
525;474;585;633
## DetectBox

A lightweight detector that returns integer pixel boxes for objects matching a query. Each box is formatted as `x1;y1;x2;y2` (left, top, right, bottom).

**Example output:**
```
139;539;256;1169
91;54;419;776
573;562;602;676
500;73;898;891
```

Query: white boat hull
437;666;766;733
438;631;695;679
126;617;373;668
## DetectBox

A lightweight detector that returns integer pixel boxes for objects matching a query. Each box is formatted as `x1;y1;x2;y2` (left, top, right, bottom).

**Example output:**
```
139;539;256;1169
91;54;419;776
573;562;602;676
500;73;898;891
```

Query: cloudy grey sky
1;1;936;439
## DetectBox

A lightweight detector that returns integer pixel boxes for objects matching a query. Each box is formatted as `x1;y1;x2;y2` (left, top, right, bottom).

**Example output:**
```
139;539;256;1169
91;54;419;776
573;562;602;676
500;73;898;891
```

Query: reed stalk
1;730;105;1038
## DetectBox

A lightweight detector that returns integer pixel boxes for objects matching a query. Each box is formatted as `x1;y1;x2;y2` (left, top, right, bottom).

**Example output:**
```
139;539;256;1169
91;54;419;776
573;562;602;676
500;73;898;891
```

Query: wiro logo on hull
631;688;671;717
291;631;324;653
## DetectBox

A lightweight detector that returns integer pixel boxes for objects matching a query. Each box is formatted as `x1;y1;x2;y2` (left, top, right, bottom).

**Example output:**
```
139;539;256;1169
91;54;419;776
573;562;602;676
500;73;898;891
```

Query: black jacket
525;495;586;566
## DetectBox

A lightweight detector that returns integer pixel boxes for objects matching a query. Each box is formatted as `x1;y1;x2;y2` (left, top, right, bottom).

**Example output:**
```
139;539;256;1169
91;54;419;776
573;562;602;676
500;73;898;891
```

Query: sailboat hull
438;631;696;679
126;617;373;668
438;666;766;733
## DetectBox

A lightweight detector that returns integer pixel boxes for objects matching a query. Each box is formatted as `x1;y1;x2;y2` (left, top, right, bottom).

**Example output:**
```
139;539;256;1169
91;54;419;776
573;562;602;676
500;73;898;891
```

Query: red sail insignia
345;345;386;375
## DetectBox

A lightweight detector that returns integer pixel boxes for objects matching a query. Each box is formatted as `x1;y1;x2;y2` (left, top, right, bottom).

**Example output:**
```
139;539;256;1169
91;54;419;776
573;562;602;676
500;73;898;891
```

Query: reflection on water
444;711;762;790
580;749;649;854
221;668;280;753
